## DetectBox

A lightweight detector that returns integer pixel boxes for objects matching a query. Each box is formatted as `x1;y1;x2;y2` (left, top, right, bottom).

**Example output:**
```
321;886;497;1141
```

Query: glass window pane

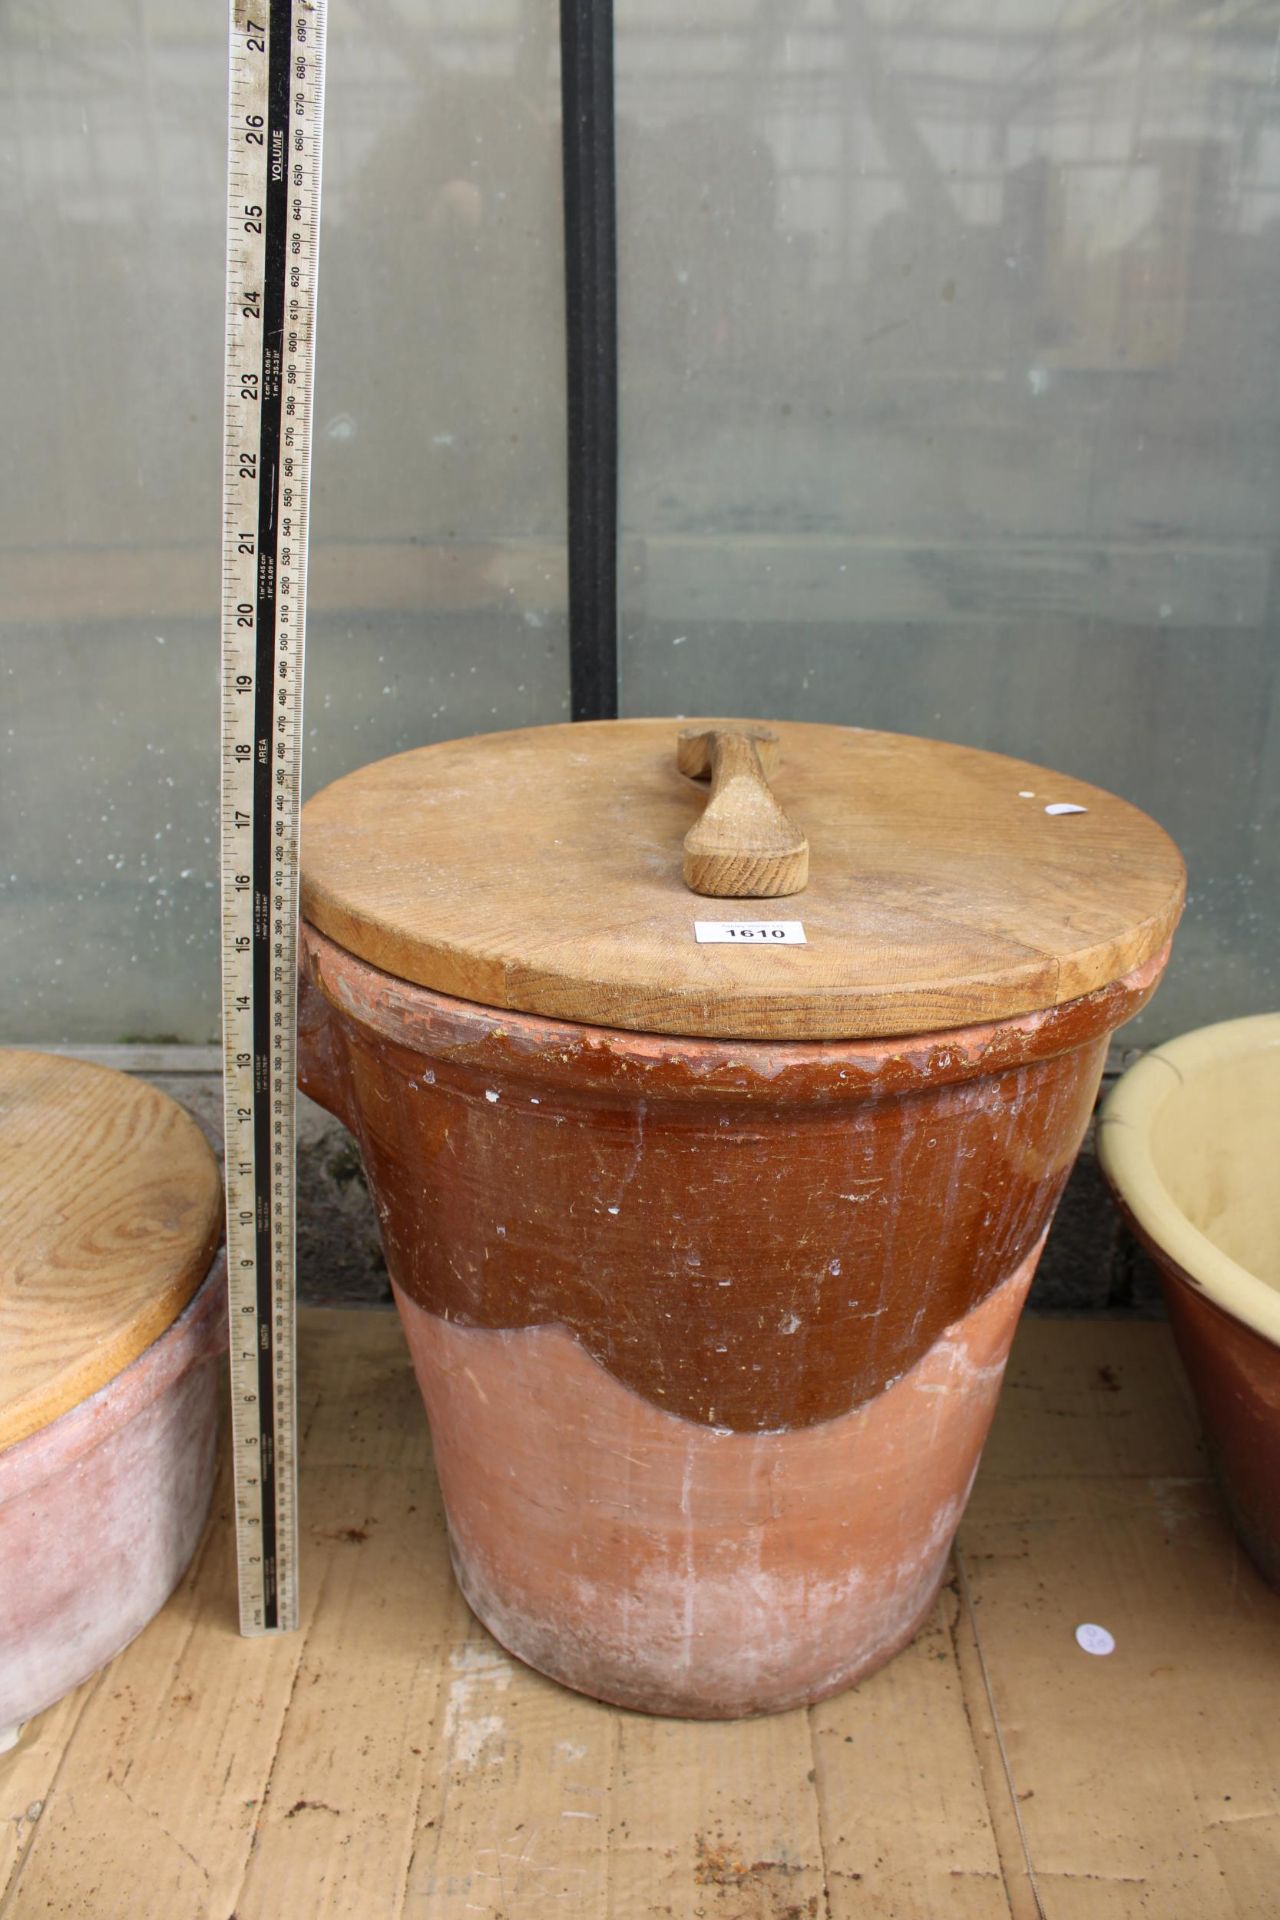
0;0;568;1044
615;0;1279;1039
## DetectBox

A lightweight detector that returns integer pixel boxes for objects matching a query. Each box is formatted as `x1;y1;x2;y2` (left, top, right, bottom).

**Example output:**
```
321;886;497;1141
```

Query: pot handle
297;950;358;1132
677;725;809;899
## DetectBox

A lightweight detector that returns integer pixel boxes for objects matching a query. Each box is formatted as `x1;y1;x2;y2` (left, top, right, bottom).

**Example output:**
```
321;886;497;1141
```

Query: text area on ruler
220;0;326;1636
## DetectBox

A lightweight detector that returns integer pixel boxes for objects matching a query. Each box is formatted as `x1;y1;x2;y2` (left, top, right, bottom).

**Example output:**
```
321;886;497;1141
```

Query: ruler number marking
222;0;325;1637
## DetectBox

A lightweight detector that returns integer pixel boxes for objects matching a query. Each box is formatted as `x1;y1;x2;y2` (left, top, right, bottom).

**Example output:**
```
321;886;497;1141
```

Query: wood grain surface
299;718;1185;1040
0;1051;222;1448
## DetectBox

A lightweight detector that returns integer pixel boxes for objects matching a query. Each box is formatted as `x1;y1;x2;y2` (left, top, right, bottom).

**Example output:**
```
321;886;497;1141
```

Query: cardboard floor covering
2;1311;1277;1919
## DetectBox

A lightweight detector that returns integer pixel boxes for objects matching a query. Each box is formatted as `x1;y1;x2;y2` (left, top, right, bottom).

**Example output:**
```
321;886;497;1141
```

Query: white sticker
1045;802;1088;817
1075;1622;1115;1656
694;920;807;945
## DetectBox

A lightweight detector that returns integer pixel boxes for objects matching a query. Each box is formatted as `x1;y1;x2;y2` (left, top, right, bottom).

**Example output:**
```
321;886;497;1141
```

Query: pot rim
302;918;1170;1103
1097;1012;1280;1353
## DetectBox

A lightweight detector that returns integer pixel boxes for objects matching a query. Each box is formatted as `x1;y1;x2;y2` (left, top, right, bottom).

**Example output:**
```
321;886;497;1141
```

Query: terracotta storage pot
1098;1014;1280;1587
0;1052;226;1747
298;718;1184;1717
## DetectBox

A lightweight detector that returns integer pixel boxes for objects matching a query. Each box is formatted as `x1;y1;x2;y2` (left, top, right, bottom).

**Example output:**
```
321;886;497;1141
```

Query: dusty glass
0;0;568;1044
615;0;1280;1041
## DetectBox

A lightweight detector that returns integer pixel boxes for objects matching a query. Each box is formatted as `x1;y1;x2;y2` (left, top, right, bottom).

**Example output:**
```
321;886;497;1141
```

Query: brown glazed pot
299;922;1169;1716
1099;1014;1280;1589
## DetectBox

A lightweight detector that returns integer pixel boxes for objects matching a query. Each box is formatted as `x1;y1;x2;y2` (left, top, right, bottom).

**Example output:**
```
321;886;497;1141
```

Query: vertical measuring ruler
219;0;327;1635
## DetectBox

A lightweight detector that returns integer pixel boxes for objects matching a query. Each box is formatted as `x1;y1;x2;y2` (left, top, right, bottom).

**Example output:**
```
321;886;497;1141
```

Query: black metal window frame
560;0;619;721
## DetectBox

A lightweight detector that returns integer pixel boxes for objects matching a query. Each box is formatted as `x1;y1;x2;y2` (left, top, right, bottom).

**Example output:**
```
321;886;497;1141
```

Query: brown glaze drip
299;921;1167;1433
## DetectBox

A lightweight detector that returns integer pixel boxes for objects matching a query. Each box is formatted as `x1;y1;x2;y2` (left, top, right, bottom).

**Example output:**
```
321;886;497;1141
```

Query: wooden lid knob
677;725;809;898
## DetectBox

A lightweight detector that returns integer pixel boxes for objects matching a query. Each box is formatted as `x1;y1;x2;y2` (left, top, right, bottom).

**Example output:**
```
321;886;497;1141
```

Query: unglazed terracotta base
397;1245;1039;1718
0;1252;226;1739
299;921;1170;1715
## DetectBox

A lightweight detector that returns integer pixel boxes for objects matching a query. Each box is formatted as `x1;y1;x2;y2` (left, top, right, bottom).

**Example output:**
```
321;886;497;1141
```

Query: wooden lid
0;1051;223;1449
299;718;1185;1042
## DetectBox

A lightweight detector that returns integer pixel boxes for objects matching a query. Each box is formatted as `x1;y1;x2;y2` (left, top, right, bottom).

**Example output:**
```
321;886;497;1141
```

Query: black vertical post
560;0;619;720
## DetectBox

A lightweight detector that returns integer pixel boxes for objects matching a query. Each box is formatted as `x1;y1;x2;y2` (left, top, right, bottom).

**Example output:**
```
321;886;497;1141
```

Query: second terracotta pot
300;922;1168;1717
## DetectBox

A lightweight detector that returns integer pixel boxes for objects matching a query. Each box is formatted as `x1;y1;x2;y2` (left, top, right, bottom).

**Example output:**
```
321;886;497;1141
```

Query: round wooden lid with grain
0;1051;223;1449
299;718;1185;1042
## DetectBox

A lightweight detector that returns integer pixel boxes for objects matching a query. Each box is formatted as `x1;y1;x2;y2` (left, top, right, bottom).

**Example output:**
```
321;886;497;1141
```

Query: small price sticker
694;921;807;945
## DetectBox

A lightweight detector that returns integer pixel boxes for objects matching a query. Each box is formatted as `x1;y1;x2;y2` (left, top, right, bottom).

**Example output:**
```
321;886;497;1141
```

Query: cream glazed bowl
1098;1014;1280;1586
